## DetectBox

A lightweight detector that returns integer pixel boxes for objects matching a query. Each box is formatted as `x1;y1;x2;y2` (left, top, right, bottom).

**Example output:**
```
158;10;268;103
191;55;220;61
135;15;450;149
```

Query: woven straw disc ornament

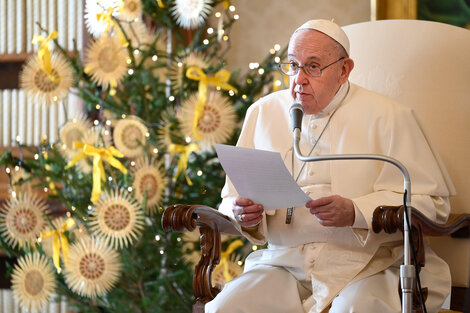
11;254;56;313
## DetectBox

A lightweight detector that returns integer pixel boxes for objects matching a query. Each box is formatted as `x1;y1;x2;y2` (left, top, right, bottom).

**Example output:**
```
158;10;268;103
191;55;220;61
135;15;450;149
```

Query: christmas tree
0;0;286;312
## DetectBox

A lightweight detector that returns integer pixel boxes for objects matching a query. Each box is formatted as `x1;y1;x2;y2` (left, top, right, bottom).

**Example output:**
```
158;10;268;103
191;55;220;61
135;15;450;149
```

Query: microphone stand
292;123;414;313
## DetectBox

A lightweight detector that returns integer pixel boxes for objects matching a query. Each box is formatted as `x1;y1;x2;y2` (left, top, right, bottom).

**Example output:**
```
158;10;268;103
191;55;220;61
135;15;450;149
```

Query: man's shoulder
350;83;399;104
248;89;292;112
348;83;410;113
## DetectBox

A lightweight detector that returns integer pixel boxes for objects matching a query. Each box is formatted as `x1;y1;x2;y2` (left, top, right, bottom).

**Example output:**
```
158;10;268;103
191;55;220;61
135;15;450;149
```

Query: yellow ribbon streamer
96;7;128;47
215;239;244;283
272;71;290;91
65;142;128;203
40;218;76;274
273;72;281;92
168;143;200;186
186;66;237;139
32;30;59;82
156;0;165;8
283;71;290;87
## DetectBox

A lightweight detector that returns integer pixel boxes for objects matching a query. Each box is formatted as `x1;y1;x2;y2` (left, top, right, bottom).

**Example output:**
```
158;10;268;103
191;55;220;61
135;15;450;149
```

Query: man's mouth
296;92;310;99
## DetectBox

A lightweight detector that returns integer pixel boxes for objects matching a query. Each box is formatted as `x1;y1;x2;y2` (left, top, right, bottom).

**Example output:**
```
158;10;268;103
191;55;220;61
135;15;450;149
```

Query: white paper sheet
215;144;311;210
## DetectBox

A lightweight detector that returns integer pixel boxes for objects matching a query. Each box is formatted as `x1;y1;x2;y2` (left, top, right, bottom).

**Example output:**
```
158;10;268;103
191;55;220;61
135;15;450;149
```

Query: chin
299;103;320;115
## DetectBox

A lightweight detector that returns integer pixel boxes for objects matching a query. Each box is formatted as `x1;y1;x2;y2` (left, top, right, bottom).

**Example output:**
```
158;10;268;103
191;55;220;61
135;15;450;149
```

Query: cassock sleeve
219;104;269;245
348;104;452;246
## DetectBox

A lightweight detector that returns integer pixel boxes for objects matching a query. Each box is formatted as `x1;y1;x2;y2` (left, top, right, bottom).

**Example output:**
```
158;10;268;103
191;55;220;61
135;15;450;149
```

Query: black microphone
289;103;304;131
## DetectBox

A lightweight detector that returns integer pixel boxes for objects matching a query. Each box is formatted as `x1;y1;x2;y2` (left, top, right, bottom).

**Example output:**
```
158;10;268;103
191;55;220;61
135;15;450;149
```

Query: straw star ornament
11;254;57;313
179;91;236;148
84;35;128;91
62;124;113;174
118;0;142;21
131;156;166;215
20;52;73;106
169;52;211;93
64;238;121;298
89;189;145;248
113;116;148;158
0;193;49;249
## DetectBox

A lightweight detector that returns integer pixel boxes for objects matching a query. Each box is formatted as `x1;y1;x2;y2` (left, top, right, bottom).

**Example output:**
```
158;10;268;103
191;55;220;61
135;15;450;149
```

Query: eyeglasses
278;57;345;77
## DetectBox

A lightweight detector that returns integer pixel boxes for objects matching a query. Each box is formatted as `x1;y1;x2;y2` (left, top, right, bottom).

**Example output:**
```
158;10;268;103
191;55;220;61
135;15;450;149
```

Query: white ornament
170;0;213;29
84;0;120;38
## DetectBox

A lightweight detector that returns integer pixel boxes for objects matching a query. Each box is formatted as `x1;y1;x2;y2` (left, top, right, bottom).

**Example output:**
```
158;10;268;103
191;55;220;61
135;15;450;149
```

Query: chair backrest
343;19;470;287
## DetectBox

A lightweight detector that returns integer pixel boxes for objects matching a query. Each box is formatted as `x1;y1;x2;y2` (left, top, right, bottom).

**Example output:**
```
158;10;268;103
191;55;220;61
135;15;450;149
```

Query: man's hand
232;197;264;228
306;195;355;227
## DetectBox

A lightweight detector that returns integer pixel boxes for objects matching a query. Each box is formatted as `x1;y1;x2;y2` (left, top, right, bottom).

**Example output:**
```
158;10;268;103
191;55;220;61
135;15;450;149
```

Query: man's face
288;30;350;115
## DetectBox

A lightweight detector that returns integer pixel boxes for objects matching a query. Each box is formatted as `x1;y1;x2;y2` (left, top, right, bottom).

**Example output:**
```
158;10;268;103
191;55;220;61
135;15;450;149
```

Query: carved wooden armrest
372;205;470;312
372;204;470;275
162;204;242;313
372;205;470;237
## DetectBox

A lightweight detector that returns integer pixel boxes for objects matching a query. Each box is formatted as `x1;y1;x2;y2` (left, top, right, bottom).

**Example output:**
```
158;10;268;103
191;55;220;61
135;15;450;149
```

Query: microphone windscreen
289;103;304;131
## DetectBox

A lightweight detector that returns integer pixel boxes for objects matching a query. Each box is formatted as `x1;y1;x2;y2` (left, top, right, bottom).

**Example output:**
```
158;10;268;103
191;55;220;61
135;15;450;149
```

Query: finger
318;219;335;227
236;211;262;223
313;212;335;220
242;204;264;214
236;211;260;223
241;212;263;222
306;196;334;208
233;197;254;207
239;214;263;227
233;204;264;216
309;205;333;215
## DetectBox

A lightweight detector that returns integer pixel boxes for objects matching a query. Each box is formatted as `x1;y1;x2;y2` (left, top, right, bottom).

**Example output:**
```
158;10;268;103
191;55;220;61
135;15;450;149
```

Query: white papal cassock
206;82;454;313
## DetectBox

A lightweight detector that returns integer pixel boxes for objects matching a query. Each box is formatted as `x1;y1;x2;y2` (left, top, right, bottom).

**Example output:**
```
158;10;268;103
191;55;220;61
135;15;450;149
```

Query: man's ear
339;58;354;84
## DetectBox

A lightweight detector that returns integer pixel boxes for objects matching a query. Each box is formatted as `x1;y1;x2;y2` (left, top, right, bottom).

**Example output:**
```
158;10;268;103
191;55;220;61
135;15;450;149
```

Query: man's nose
295;67;309;85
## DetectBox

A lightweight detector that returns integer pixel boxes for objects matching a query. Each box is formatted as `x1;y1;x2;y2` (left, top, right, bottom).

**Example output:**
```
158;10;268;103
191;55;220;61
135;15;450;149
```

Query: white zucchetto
294;19;350;55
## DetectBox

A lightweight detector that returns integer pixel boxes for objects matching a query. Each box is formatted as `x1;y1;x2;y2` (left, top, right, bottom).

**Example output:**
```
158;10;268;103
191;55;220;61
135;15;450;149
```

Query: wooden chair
162;20;470;313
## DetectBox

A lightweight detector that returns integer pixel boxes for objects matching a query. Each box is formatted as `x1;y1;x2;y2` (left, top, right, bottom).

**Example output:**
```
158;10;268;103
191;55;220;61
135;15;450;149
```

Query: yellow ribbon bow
96;7;128;47
156;0;165;8
222;0;230;9
65;142;128;203
215;239;244;283
186;66;237;139
40;218;76;274
32;30;59;82
168;143;200;185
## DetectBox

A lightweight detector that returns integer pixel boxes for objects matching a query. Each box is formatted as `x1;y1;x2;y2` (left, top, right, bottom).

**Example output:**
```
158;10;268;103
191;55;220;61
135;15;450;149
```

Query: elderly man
206;20;452;313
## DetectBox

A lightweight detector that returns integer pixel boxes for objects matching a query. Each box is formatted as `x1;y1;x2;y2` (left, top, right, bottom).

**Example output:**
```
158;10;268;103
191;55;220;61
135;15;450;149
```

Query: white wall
225;0;371;71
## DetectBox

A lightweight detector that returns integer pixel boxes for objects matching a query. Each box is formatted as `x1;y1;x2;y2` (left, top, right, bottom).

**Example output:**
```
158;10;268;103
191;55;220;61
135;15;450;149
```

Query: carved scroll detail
162;204;240;313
